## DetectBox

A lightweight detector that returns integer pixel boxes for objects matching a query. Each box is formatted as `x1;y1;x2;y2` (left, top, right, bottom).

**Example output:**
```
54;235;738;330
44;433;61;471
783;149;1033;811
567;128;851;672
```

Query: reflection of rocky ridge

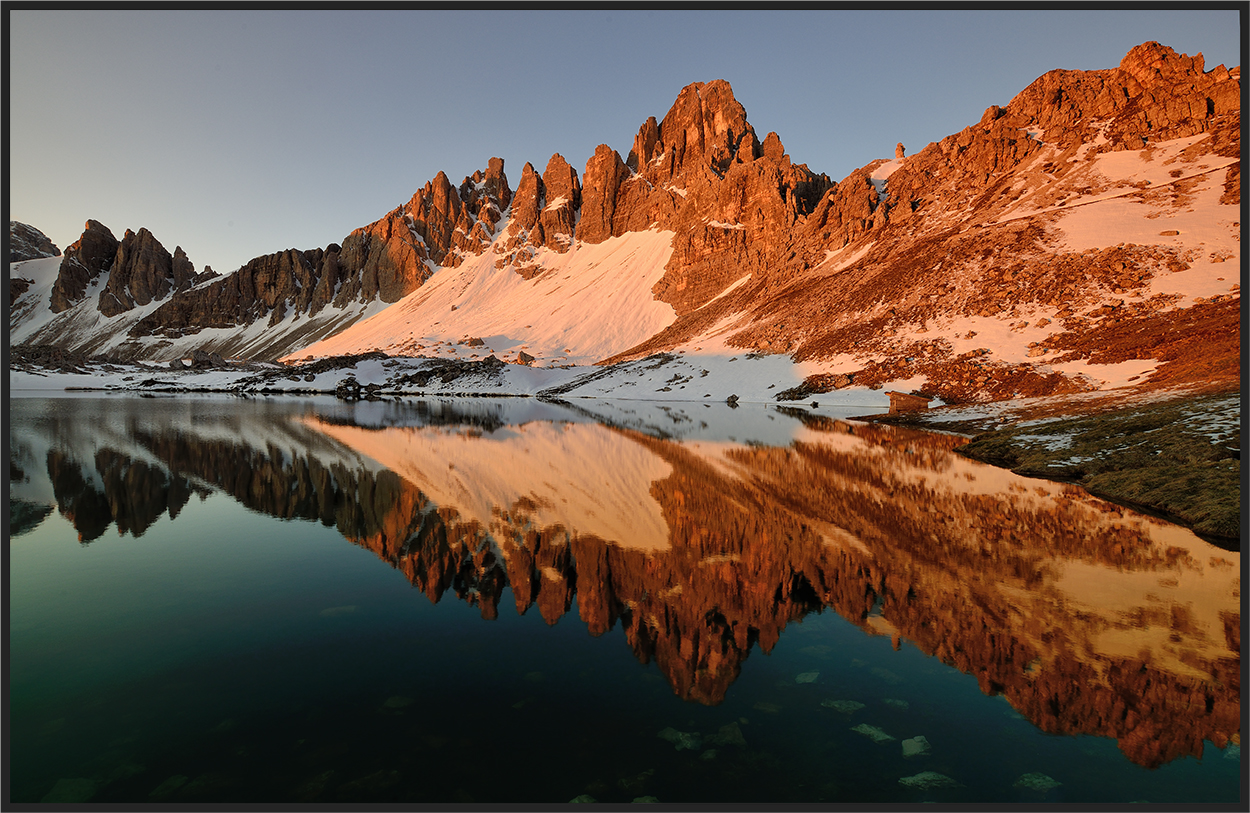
22;403;1239;768
45;447;202;542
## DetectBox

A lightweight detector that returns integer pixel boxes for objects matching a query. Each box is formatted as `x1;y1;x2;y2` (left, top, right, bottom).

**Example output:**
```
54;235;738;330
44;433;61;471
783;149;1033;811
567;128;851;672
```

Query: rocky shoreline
865;385;1241;543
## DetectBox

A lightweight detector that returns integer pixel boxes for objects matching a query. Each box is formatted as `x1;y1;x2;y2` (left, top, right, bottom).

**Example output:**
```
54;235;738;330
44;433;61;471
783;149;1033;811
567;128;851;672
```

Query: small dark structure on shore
887;391;932;414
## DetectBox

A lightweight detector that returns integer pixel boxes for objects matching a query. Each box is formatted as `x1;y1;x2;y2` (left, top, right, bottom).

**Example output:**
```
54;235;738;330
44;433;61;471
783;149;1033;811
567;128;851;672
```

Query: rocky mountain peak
627;116;661;171
50;220;119;313
9;222;61;263
98;226;197;317
539;154;581;252
657;79;756;178
1119;41;1207;89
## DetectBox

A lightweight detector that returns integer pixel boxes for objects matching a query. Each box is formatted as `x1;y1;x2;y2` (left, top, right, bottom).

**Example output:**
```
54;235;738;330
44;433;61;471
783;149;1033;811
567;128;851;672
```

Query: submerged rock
708;721;746;748
795;671;820;683
319;605;357;617
1223;744;1241;761
41;778;97;803
884;698;910;710
901;736;931;757
898;771;960;789
1013;772;1062;791
570;794;597;803
657;727;702;751
633;796;659;803
700;749;718;761
851;723;895;743
381;695;414;712
822;699;865;713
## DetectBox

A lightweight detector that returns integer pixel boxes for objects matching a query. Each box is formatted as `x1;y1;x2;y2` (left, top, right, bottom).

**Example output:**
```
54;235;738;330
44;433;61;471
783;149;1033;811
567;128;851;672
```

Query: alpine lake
7;394;1242;806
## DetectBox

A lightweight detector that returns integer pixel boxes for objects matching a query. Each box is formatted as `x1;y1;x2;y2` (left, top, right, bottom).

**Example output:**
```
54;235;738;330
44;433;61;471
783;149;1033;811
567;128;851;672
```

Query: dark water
7;395;1242;805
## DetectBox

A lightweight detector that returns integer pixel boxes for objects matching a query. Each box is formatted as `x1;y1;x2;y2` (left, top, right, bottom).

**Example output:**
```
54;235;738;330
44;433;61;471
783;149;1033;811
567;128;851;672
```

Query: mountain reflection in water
10;396;1239;770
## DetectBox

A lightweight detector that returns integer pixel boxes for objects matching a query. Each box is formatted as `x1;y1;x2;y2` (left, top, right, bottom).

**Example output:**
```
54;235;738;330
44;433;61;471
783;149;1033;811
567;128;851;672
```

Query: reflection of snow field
304;418;672;552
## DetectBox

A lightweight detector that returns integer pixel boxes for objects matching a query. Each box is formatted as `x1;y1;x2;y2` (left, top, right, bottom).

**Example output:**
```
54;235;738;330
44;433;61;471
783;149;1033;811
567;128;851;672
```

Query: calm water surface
7;395;1242;805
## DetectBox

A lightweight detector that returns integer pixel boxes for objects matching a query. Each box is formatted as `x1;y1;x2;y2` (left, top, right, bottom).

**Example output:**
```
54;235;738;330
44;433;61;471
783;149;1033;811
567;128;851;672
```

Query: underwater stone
570;794;597;803
898;771;960;789
700;749;718;760
633;796;660;803
1013;773;1062;791
1224;744;1241;761
884;698;910;710
822;699;865;713
708;722;746;748
318;605;357;617
41;778;97;803
901;736;931;757
657;727;703;751
851;724;896;743
795;671;820;683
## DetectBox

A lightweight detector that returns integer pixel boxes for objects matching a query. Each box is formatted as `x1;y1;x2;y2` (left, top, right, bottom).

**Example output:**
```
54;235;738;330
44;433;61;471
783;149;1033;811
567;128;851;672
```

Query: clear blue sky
8;8;1241;275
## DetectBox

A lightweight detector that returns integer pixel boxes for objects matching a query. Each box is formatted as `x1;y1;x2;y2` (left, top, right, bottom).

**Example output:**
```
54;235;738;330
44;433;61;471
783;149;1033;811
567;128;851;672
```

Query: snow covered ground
287;227;679;367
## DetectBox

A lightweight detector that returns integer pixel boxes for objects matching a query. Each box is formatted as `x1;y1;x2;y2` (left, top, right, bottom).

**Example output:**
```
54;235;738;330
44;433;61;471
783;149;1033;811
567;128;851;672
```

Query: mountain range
8;41;1241;405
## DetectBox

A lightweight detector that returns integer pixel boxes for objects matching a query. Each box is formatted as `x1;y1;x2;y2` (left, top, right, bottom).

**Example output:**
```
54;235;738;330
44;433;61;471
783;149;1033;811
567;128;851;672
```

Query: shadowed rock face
50;220;118;313
19;401;1238;769
123;158;514;349
9;221;60;263
98;228;197;317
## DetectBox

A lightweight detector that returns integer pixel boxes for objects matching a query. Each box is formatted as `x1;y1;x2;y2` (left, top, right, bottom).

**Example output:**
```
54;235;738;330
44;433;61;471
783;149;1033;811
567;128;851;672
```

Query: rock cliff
49;220;119;313
8;221;60;262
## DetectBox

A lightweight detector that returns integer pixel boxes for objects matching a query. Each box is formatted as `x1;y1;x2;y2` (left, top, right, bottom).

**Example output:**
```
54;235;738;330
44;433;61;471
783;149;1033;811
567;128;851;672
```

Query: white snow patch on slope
8;256;65;335
1052;168;1239;307
288;228;677;366
869;159;903;181
817;241;875;272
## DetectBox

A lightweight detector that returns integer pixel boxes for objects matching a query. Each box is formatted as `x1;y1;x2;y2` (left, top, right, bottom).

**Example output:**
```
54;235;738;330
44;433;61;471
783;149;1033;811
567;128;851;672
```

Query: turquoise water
7;395;1242;805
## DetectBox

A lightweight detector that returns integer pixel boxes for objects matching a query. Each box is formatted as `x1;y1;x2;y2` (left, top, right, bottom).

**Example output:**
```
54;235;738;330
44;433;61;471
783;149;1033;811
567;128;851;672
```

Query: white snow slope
287;227;678;368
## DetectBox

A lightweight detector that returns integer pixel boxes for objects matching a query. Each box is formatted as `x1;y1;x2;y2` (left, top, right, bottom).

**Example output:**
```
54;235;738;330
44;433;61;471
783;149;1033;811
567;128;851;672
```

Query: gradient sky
8;8;1242;275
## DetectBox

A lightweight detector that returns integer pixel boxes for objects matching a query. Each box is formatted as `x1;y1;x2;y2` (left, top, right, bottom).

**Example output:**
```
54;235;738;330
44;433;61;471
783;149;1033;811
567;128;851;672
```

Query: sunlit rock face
12;400;1238;768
